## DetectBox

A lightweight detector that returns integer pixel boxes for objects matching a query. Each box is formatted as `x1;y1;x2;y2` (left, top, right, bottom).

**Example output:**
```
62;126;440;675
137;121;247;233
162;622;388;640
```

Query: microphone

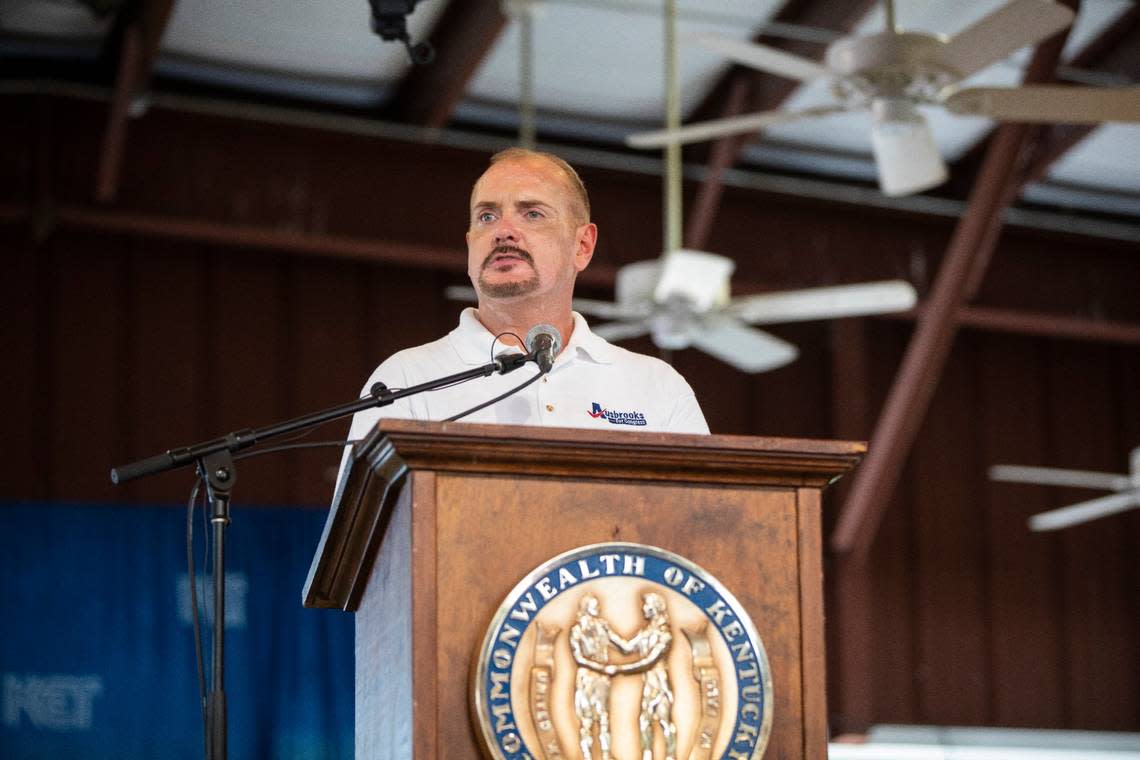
525;324;562;373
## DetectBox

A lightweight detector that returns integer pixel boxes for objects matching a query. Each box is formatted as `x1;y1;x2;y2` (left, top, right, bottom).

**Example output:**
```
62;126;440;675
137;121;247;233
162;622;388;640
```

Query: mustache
483;245;534;269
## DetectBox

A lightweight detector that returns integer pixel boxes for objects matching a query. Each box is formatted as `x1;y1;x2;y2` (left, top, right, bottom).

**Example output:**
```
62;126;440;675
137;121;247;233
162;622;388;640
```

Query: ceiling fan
451;0;919;374
626;0;1140;197
990;446;1140;531
580;0;918;373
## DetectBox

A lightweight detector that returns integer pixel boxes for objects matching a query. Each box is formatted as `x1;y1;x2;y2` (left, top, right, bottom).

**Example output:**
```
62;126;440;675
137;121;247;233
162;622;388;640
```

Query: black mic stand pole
200;450;233;760
110;352;532;760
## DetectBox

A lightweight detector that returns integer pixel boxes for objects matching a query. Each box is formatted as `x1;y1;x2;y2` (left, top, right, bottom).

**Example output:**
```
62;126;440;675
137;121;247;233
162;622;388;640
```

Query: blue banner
0;502;354;759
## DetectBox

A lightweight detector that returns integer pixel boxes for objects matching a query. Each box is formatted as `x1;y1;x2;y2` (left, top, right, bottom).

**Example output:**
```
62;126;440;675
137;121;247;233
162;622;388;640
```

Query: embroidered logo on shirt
588;402;647;426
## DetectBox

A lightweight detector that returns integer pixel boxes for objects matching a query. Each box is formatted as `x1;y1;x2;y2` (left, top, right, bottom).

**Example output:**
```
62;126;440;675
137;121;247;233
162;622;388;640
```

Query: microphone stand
110;352;532;760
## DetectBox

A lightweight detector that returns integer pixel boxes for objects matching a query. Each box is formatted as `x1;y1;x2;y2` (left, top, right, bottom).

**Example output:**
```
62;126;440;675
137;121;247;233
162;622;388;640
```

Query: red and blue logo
588;402;646;426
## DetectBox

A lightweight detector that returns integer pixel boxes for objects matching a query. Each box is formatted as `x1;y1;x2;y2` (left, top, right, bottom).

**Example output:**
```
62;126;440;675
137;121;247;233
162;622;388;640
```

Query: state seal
472;542;773;760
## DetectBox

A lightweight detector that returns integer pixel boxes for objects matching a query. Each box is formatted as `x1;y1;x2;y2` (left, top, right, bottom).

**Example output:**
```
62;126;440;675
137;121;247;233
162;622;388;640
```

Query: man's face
466;157;596;303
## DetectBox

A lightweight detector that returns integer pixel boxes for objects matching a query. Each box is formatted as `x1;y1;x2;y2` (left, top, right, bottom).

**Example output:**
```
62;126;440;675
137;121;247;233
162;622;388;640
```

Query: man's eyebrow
471;201;500;213
516;199;556;211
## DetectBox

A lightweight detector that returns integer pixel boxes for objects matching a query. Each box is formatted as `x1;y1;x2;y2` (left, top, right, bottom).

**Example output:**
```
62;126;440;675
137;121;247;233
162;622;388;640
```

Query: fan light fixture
653;249;735;311
869;97;948;197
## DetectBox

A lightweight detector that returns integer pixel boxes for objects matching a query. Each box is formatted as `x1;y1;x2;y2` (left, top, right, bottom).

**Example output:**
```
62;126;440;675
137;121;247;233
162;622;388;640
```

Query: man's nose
492;218;519;244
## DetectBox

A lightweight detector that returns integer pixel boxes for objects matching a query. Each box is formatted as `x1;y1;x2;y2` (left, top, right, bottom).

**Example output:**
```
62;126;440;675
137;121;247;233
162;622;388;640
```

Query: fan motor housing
827;31;958;103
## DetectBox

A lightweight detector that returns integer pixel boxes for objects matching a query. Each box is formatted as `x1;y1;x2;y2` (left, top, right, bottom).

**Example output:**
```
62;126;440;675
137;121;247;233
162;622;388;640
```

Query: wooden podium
304;420;862;760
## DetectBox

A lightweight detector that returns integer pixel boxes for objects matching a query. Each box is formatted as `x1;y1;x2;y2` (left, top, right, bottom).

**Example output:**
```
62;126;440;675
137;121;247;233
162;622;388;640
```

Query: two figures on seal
569;592;676;760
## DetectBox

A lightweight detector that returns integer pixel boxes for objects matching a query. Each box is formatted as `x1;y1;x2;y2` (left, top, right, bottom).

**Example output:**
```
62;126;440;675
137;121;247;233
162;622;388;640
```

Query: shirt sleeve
661;365;710;434
330;355;418;508
667;390;710;434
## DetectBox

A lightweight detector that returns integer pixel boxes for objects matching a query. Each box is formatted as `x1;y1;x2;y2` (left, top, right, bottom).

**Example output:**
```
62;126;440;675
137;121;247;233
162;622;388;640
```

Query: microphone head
525;323;563;356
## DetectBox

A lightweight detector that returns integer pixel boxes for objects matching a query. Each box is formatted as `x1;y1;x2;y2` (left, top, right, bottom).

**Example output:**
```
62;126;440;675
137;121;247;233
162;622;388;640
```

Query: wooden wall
3;93;1137;734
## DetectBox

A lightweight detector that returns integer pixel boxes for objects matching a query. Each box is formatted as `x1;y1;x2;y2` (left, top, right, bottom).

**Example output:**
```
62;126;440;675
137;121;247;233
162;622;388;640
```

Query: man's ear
574;223;598;272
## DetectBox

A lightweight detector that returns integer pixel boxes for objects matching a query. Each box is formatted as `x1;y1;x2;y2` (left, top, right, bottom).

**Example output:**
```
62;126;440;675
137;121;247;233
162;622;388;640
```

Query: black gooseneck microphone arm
109;350;531;760
110;352;531;485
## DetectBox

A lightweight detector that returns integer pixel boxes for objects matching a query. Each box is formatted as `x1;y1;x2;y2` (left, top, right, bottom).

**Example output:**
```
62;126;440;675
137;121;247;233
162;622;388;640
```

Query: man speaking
341;147;708;445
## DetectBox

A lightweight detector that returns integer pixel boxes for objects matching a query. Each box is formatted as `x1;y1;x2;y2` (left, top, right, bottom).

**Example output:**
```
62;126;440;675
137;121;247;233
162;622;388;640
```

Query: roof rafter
831;3;1079;558
95;0;177;203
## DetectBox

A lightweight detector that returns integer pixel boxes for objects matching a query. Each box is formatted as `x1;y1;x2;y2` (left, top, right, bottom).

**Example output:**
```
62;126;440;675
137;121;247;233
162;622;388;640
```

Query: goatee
479;245;539;297
477;272;540;298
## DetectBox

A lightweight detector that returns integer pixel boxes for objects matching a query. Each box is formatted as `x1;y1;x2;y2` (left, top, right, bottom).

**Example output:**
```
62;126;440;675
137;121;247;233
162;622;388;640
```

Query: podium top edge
368;420;866;486
377;419;865;456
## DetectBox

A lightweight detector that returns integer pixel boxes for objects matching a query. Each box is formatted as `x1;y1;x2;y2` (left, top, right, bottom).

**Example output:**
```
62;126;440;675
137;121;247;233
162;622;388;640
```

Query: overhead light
870;98;948;197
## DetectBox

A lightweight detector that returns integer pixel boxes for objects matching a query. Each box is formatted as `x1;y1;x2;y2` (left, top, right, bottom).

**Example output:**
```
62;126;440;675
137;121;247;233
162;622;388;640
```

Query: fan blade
727;280;917;326
989;464;1131;492
591;321;653;343
689;322;799;374
945;86;1140;124
1028;490;1140;532
445;285;478;302
572;297;651;321
626;105;844;149
691;33;830;82
615;259;662;309
939;0;1075;80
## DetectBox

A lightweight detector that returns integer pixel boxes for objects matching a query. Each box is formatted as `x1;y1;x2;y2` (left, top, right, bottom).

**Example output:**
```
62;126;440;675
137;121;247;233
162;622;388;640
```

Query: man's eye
526;210;543;219
478;212;496;223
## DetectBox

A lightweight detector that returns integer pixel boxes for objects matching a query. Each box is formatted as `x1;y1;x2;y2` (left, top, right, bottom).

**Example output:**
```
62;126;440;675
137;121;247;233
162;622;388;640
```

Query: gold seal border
471;541;775;760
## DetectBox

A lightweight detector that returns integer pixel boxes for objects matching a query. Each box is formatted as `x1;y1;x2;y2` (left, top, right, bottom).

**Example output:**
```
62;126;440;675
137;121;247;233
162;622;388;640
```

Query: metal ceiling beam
95;0;177;202
887;305;1140;346
831;11;1077;557
684;0;877;250
387;0;508;128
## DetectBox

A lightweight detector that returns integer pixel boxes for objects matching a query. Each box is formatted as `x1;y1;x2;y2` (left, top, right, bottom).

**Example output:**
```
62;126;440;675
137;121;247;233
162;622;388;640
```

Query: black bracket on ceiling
368;0;436;65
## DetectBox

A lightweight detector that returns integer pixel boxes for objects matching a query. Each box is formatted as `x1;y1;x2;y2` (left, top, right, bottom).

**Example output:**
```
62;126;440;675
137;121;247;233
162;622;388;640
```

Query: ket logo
472;543;773;760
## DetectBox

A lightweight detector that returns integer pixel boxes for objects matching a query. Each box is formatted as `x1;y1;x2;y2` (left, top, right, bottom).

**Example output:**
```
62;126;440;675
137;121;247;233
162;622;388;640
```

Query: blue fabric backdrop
0;502;354;759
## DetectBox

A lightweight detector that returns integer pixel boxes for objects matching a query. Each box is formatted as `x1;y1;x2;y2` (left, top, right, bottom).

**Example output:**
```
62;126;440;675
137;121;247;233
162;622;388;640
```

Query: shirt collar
564;311;616;366
447;308;616;367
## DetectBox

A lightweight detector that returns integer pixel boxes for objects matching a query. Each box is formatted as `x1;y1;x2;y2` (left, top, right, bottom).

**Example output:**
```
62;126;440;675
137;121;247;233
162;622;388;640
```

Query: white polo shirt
342;308;709;444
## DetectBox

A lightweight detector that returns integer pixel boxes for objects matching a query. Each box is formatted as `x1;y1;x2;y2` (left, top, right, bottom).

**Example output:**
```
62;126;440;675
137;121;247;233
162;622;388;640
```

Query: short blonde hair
481;147;591;224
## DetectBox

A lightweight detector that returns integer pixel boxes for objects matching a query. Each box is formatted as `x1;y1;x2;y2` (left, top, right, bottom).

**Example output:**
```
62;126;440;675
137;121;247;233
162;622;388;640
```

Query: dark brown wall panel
871;480;919;723
286;258;370;506
121;240;207;504
206;251;292;504
3;93;1139;734
976;334;1065;727
1047;343;1139;729
1116;349;1140;715
45;233;129;502
0;232;48;499
866;323;920;724
910;341;990;724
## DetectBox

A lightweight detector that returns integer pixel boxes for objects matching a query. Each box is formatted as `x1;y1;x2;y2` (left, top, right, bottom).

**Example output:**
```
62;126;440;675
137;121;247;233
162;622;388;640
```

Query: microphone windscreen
525;323;563;356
